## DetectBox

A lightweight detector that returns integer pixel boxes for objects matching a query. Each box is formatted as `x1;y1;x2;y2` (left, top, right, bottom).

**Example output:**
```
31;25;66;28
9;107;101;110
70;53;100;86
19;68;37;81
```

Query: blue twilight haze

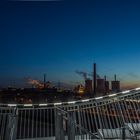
1;0;140;89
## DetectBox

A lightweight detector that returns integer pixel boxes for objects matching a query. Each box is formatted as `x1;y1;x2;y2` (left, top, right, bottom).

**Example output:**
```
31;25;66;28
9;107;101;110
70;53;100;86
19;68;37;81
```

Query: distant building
97;79;105;95
111;75;120;92
111;81;120;92
85;79;92;94
105;81;110;94
45;81;53;88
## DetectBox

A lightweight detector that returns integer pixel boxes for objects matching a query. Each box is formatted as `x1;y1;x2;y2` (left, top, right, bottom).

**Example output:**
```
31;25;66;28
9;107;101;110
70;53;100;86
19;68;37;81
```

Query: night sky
1;0;140;89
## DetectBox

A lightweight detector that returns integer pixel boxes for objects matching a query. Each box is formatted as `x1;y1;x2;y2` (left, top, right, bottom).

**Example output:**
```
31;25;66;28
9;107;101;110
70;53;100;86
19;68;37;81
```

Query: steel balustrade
0;107;17;140
0;88;140;139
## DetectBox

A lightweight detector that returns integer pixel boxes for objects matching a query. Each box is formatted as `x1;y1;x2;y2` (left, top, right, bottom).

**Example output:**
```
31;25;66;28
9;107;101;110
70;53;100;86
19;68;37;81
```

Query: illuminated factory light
68;101;76;104
108;94;117;97
54;102;62;106
24;104;33;107
135;87;140;91
8;104;17;107
95;96;103;100
82;99;90;102
39;104;47;106
122;90;130;94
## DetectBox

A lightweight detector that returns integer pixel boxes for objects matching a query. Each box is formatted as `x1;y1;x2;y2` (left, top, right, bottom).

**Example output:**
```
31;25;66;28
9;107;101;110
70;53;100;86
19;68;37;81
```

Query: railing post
6;107;18;140
67;111;75;140
122;127;125;140
11;107;18;140
55;108;65;140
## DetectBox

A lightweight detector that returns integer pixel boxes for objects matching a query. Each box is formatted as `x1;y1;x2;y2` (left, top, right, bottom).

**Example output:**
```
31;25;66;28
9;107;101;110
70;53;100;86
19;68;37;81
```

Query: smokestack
93;63;96;96
104;76;110;95
104;75;106;81
114;74;116;81
44;74;46;88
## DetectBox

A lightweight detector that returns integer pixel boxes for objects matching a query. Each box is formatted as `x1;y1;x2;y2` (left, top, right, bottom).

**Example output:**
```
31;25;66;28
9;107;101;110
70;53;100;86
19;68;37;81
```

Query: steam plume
75;71;88;80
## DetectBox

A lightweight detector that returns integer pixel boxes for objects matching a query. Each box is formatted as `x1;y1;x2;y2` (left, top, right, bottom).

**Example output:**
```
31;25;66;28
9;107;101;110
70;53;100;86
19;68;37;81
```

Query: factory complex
74;63;120;97
0;63;121;104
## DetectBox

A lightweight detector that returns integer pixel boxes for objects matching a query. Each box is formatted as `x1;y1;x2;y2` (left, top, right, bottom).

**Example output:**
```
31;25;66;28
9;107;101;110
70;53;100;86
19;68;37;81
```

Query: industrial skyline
1;0;140;89
0;62;121;93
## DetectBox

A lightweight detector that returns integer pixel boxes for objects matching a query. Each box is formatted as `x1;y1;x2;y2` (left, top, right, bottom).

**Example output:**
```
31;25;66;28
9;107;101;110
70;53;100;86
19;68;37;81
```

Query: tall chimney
93;63;96;96
114;74;116;81
44;74;46;88
104;75;106;81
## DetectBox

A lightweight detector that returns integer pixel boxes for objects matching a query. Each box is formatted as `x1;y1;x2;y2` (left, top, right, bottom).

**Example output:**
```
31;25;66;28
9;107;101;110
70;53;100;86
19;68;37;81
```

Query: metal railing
0;107;17;140
1;88;140;139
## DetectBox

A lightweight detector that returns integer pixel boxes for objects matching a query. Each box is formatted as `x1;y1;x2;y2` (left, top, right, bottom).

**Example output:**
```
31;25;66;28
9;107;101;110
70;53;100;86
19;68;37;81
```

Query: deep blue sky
1;0;140;89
